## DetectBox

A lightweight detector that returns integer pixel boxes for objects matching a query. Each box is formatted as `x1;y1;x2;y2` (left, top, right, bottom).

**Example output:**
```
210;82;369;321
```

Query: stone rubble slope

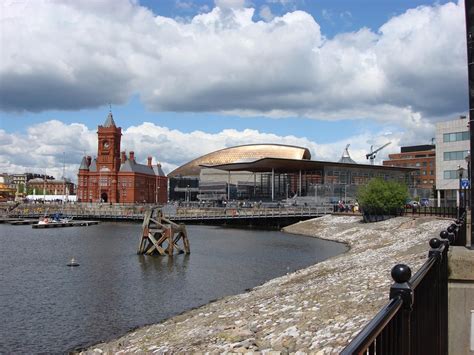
84;215;450;354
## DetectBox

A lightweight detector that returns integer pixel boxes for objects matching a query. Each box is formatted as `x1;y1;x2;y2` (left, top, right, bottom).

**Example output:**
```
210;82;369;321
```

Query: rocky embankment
84;215;450;354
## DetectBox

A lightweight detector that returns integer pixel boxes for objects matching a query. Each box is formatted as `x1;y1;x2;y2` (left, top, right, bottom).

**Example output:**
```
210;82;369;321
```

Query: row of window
444;170;464;179
444;150;469;161
443;131;469;143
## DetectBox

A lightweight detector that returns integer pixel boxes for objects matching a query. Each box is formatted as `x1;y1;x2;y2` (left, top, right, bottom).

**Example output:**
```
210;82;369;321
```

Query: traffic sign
461;178;470;189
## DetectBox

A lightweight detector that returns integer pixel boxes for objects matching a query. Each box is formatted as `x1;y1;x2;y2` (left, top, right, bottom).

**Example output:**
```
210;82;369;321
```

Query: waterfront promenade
83;215;450;354
6;202;333;225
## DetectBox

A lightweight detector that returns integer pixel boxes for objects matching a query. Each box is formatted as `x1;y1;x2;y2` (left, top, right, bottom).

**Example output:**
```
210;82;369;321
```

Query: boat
67;257;80;267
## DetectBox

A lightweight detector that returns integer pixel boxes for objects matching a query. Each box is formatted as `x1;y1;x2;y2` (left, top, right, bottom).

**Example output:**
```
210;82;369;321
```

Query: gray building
435;116;470;207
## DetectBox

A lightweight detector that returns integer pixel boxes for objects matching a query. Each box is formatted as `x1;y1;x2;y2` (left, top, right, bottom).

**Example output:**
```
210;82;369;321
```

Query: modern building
383;145;436;190
168;144;417;204
76;112;167;203
435;116;470;207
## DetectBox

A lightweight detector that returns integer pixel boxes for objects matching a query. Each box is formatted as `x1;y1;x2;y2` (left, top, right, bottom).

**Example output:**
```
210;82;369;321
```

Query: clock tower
97;111;122;173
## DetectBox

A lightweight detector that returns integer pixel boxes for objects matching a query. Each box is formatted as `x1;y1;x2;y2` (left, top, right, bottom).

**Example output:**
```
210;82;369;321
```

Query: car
405;200;420;208
420;198;430;207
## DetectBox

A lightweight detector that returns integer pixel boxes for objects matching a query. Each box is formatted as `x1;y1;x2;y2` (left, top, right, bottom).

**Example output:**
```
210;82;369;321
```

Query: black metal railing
403;206;459;218
340;214;466;354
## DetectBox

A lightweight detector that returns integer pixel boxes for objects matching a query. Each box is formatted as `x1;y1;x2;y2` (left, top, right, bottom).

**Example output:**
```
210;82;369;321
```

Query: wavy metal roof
168;144;311;177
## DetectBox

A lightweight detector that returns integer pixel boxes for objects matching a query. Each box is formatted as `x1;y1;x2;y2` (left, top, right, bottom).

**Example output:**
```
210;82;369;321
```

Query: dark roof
89;159;97;172
120;160;156;175
103;112;116;127
79;156;89;170
153;164;166;177
200;157;418;173
401;145;435;153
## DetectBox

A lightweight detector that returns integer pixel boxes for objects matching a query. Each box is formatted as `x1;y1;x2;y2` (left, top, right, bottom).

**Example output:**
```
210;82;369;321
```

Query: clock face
103;141;109;149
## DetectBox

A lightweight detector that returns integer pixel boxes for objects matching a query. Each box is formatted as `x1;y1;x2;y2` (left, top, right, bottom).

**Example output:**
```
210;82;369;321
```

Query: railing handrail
340;297;403;354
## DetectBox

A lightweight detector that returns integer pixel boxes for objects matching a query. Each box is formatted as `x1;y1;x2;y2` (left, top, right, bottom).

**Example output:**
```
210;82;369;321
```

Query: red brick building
77;113;167;203
383;144;436;189
27;178;75;195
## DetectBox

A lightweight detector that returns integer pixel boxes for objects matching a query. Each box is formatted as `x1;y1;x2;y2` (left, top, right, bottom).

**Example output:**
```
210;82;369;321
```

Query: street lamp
466;153;471;208
458;165;465;218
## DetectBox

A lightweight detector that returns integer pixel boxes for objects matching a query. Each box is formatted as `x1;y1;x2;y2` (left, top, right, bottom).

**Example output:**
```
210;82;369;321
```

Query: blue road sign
461;178;470;188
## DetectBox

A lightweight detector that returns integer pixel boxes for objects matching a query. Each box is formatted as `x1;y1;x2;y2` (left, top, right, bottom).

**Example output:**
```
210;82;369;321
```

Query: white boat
67;257;79;267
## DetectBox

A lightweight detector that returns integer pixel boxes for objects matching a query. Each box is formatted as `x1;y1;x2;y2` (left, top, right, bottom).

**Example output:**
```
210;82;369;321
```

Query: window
443;131;469;142
422;162;427;167
444;170;459;179
444;150;469;161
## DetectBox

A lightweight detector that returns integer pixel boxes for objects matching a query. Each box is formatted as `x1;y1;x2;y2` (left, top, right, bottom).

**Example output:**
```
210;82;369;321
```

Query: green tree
357;178;409;215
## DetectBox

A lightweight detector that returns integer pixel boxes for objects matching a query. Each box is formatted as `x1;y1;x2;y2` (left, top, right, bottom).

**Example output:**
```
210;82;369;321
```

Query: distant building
383;144;436;190
0;174;15;201
435;116;470;207
27;178;75;196
76;112;167;203
168;143;417;203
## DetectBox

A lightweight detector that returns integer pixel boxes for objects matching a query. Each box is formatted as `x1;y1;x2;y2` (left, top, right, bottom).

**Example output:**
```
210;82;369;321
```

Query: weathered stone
82;216;449;355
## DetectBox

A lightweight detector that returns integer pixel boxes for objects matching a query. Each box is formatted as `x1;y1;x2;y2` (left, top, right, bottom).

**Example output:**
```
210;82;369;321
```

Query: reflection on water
0;223;346;353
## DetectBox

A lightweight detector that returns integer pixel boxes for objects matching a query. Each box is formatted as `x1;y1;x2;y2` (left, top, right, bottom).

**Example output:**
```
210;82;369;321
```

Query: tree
357;178;409;216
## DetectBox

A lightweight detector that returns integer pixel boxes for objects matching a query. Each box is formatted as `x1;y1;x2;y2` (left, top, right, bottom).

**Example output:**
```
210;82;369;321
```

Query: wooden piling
138;207;190;256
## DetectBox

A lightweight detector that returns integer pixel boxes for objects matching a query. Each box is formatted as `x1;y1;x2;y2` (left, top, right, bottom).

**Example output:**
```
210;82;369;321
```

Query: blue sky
0;0;467;180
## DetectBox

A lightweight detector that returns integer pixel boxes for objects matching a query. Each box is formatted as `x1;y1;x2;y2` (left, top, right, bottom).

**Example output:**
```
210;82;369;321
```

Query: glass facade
443;131;469;142
193;166;414;203
443;150;469;161
443;170;459;179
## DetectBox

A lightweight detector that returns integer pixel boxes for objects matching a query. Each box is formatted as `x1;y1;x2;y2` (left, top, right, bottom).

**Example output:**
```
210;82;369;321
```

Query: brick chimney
121;151;127;164
147;156;152;167
129;151;135;161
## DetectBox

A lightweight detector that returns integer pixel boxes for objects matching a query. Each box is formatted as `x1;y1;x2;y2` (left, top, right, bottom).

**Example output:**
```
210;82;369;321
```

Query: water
0;222;347;354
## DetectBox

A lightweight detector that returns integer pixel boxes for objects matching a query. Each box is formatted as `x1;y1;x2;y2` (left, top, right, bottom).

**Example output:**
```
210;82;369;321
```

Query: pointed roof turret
89;158;97;172
338;144;357;164
79;156;89;170
103;111;116;127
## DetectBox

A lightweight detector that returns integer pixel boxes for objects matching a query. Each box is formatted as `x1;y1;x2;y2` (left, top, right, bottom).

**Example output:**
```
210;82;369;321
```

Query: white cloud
259;5;274;21
214;0;247;9
0;120;423;182
0;0;467;130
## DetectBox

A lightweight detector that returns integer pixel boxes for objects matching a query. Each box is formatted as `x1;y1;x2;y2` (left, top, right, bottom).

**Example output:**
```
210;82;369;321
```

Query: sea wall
84;215;450;354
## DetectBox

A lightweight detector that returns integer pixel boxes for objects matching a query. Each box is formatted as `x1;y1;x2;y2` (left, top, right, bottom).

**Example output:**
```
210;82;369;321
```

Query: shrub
357;178;409;216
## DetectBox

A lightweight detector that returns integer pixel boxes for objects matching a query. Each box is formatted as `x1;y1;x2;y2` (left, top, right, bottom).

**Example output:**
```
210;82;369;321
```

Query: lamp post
466;153;471;209
458;165;465;218
155;185;160;205
464;0;474;248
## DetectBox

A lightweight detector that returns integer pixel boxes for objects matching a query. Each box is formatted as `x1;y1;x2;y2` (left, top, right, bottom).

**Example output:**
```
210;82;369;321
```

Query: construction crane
366;142;391;165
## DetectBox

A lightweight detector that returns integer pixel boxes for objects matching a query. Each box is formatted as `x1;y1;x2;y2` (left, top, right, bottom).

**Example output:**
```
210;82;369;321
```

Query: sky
0;0;469;182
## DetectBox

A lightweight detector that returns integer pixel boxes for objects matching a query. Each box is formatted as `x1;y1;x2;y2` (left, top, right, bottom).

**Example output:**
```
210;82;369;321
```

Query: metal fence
341;213;466;354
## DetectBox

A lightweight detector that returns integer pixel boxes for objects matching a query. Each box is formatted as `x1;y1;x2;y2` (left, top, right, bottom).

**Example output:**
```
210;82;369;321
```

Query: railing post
389;264;413;355
428;238;445;355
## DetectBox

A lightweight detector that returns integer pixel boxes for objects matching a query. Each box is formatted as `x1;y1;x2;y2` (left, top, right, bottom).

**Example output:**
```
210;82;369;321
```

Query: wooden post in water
138;207;190;256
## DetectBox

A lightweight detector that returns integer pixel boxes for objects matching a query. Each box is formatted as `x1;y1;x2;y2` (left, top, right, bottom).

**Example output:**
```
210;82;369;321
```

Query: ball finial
429;238;442;249
391;264;412;283
440;230;449;239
